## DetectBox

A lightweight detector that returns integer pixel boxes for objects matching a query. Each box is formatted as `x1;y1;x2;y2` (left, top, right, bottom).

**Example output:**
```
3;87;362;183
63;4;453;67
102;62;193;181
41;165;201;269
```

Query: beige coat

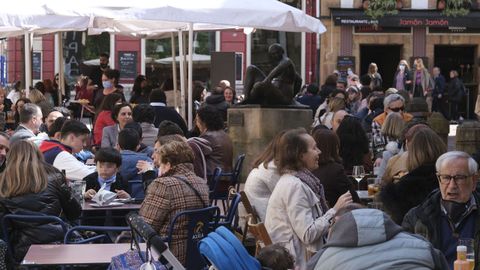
265;173;336;270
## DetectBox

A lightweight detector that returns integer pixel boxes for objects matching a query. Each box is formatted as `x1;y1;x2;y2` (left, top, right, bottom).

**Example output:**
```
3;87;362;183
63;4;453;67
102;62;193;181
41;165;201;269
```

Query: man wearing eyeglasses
403;151;480;268
371;93;413;163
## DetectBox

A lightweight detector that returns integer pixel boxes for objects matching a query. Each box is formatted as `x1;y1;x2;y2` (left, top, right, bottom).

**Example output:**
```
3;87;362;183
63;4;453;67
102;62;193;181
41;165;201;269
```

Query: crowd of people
0;52;477;270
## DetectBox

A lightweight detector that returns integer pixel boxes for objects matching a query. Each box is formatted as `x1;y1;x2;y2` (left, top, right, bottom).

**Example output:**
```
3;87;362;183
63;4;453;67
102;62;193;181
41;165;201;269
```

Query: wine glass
352;165;365;190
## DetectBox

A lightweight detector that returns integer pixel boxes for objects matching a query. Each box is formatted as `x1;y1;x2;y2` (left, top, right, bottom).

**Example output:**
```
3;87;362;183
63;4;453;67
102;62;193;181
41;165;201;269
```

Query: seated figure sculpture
242;44;301;105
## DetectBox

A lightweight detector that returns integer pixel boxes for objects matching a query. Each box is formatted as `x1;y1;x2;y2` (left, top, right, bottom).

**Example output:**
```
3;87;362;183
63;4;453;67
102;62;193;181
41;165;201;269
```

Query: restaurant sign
331;9;480;28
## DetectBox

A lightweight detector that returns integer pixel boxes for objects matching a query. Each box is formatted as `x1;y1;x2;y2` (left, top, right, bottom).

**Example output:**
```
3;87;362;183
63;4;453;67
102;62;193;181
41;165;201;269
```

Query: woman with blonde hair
368;62;383;89
392;59;412;92
0;140;81;262
412;58;434;111
318;97;346;129
29;86;52;119
380;127;446;224
375;112;405;181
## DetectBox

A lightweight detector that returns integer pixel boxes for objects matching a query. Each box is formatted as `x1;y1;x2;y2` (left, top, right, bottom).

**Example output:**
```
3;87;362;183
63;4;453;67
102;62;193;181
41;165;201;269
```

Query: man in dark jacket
432;67;447;117
403;151;480;269
149;89;188;135
296;84;322;117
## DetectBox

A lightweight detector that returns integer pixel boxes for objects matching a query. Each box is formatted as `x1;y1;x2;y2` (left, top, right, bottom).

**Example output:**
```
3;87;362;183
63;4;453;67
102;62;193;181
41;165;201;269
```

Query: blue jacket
120;150;152;182
433;74;446;97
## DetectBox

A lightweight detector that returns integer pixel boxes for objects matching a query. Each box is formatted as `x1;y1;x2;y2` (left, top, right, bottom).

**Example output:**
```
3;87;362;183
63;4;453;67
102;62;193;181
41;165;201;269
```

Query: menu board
118;51;137;81
337;56;355;80
32;52;42;80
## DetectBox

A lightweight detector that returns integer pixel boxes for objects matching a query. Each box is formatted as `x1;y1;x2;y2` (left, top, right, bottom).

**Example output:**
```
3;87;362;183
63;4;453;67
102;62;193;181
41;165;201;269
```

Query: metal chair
215;191;241;230
208;167;228;209
1;213;68;264
163;206;220;270
221;154;246;191
64;225;131;244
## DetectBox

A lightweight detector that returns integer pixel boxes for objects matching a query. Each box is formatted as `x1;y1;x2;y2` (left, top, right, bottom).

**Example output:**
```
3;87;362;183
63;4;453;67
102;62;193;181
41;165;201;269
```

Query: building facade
322;0;480;117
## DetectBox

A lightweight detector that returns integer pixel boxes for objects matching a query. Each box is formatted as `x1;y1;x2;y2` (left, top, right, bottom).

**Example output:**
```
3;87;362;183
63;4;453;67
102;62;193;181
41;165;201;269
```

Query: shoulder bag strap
172;176;208;208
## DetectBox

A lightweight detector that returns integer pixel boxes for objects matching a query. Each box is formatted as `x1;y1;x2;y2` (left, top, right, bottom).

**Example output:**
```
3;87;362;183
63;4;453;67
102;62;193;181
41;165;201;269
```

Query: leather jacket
0;163;81;262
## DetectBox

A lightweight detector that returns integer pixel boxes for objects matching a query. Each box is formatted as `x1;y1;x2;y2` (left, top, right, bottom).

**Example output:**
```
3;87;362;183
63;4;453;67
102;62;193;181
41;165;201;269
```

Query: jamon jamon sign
399;19;449;26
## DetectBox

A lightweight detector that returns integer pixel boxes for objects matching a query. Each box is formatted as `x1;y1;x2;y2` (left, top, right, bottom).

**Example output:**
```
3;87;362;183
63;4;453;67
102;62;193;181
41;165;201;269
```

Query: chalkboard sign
118;51;137;81
32;52;42;80
337;56;355;80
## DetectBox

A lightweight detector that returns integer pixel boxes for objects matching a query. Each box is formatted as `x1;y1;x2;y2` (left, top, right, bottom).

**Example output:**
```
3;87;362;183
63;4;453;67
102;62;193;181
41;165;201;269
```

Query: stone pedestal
228;106;313;182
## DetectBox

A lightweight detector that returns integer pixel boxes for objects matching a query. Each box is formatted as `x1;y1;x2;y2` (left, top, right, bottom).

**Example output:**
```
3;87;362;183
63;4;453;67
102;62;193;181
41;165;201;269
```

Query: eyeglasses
437;174;472;185
389;106;404;112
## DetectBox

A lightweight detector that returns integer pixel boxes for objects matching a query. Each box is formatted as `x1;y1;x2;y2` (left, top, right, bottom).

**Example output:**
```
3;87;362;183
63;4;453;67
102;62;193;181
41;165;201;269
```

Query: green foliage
83;32;109;61
442;0;470;17
364;0;398;19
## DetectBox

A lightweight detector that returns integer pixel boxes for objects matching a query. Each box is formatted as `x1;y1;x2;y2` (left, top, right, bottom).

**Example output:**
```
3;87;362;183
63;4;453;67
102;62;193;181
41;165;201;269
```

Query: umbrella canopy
44;0;325;35
0;1;91;38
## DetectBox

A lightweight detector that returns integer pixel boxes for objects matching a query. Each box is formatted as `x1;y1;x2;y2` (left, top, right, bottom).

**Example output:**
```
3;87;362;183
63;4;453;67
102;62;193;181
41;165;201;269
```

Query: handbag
108;249;165;270
108;219;165;270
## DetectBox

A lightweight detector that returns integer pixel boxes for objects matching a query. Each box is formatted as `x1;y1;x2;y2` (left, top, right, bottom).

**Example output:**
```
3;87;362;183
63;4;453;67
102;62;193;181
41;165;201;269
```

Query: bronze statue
242;44;301;106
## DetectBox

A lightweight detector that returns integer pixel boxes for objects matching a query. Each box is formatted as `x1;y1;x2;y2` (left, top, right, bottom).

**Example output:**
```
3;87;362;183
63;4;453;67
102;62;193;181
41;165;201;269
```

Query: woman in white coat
265;128;352;269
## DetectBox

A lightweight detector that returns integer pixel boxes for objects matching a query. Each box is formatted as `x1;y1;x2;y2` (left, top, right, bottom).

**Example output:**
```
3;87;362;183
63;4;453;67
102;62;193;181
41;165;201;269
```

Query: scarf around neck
294;169;329;212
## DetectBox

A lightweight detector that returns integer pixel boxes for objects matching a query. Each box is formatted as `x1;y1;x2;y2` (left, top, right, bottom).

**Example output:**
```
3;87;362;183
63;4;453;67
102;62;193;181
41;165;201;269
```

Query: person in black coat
203;86;229;122
379;128;447;224
0;141;81;262
149;89;188;135
447;70;465;121
311;128;360;206
432;67;447;117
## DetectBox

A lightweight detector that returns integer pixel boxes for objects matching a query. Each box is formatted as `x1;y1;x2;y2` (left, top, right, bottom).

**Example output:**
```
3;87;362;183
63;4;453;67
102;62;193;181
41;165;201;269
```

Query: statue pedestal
228;105;312;182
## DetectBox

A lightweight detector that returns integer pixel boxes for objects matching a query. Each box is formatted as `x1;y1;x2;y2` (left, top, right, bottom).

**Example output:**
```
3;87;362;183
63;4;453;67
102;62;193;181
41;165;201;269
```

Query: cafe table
22;243;152;266
81;200;142;212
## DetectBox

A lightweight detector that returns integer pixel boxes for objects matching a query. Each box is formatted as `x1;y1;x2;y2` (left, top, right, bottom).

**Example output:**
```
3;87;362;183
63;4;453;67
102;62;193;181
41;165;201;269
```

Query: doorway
360;45;402;89
434;45;477;118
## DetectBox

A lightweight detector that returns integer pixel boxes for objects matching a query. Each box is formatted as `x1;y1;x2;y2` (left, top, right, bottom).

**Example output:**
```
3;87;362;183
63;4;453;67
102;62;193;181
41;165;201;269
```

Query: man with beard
90;52;110;89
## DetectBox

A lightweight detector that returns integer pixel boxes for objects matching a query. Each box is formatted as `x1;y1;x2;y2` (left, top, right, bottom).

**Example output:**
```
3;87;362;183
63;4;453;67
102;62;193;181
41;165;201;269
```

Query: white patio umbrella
17;0;327;128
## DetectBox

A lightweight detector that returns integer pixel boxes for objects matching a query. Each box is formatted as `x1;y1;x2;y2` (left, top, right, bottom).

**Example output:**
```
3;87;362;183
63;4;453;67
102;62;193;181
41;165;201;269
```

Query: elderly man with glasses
403;151;480;269
371;93;413;162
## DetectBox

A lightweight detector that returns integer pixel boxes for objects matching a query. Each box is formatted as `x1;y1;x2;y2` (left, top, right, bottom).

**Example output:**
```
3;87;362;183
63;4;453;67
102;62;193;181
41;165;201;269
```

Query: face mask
399;64;405;71
102;80;113;89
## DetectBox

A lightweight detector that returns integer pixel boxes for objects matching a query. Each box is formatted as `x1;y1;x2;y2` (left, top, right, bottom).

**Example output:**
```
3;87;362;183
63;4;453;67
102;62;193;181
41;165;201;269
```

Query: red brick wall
7;37;23;84
305;0;318;84
220;29;246;79
42;34;55;81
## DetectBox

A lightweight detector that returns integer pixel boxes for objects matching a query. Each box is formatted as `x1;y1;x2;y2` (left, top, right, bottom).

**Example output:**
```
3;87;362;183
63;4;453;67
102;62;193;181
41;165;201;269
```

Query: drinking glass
459;238;475;270
352;165;365;190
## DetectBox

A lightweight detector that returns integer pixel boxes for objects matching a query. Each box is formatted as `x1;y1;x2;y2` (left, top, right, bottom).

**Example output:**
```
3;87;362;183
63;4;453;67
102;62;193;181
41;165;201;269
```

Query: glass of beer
367;178;379;196
459;238;475;270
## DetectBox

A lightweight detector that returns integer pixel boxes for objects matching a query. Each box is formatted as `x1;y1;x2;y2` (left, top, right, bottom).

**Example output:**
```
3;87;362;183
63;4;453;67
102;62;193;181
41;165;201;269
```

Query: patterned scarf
294;169;329;213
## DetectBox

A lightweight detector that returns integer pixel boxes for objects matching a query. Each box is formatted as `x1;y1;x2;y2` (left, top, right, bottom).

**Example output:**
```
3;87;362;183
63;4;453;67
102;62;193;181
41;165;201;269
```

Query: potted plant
364;0;398;19
438;0;446;10
396;0;404;9
443;0;470;16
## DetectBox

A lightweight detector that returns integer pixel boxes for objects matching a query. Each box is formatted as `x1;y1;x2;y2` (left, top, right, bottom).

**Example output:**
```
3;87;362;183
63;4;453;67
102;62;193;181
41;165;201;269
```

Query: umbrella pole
171;33;178;110
178;30;186;119
24;32;32;92
55;33;64;104
187;23;193;130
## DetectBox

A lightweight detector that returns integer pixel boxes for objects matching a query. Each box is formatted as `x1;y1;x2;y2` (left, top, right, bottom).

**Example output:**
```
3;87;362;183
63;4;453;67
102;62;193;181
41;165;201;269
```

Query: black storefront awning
330;8;480;28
